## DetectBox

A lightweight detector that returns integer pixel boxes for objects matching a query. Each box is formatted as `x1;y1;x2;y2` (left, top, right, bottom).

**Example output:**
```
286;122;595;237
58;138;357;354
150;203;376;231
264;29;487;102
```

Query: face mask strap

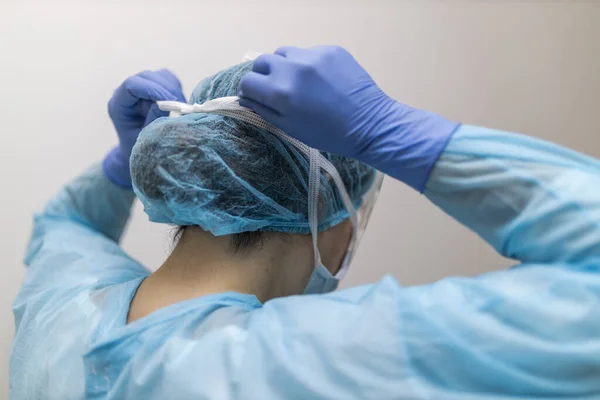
308;148;323;267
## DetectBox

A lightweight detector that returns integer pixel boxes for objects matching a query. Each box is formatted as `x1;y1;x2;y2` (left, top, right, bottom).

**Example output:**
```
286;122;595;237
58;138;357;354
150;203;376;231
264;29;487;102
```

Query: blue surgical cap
130;61;376;236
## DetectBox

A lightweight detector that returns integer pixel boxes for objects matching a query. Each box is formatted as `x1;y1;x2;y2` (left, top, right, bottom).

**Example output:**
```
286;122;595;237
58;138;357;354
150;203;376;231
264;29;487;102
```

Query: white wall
1;0;599;396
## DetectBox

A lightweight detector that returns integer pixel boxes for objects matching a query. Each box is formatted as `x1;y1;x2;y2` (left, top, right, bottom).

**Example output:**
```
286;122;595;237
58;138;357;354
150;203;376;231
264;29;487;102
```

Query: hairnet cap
130;61;376;236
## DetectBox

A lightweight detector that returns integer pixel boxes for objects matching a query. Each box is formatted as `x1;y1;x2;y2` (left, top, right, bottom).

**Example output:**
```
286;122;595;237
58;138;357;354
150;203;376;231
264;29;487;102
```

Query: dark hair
174;226;265;255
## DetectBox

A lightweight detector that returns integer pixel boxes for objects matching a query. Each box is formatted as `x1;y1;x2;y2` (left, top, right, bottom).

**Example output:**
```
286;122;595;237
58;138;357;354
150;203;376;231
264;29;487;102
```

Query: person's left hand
103;69;186;188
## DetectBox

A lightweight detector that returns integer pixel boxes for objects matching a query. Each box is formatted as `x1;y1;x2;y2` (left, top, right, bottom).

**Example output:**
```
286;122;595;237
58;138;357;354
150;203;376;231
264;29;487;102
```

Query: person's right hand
239;46;460;192
239;46;387;159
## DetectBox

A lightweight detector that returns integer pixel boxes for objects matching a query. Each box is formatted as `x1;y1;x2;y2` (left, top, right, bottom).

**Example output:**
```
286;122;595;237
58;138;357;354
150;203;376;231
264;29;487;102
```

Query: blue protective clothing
239;46;460;192
103;70;186;188
131;61;376;235
12;125;600;399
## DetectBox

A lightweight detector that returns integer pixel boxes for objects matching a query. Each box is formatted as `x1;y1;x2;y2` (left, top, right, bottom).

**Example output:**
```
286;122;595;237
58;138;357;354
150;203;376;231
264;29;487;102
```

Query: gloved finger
138;70;178;93
238;97;282;127
108;81;151;120
274;46;302;58
139;70;185;101
153;70;186;103
309;45;337;52
112;76;174;109
123;75;179;105
155;69;183;91
239;72;284;114
251;54;282;75
137;72;185;103
137;99;154;118
143;102;169;127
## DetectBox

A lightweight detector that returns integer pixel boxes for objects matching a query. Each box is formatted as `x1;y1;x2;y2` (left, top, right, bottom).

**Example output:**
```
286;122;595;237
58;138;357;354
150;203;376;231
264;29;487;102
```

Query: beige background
1;0;599;397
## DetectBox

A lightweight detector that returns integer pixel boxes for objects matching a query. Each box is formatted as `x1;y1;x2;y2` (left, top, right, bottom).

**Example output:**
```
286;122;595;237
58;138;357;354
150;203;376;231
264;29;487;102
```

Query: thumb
143;102;169;128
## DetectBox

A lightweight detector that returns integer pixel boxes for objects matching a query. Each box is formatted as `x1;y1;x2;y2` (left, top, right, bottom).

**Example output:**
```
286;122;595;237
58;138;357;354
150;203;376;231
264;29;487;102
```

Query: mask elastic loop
308;148;323;267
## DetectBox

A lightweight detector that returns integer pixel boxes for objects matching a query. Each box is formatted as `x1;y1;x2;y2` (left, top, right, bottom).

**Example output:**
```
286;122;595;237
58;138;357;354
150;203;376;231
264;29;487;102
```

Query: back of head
130;61;376;241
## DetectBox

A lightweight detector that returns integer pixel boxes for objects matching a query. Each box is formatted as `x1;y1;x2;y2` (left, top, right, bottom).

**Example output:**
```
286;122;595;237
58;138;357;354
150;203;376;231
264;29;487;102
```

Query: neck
140;228;314;307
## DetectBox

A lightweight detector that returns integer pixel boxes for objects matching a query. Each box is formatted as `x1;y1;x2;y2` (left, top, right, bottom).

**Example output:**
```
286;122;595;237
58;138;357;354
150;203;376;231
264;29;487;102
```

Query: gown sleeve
14;164;148;330
425;124;600;265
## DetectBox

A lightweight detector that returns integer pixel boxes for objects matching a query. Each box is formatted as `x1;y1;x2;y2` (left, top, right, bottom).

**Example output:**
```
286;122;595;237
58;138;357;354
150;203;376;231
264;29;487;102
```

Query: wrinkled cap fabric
130;61;376;236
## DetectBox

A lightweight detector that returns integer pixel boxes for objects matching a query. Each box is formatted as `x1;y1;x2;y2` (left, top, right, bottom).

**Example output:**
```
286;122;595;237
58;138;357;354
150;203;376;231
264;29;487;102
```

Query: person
10;46;600;399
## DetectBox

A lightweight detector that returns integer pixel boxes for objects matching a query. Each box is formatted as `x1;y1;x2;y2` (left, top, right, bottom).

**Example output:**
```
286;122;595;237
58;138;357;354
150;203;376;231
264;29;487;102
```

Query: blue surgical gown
11;125;600;399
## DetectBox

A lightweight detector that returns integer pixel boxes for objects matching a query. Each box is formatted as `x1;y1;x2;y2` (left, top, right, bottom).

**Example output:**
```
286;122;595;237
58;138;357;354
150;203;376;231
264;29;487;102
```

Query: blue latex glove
239;46;461;191
103;70;186;188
